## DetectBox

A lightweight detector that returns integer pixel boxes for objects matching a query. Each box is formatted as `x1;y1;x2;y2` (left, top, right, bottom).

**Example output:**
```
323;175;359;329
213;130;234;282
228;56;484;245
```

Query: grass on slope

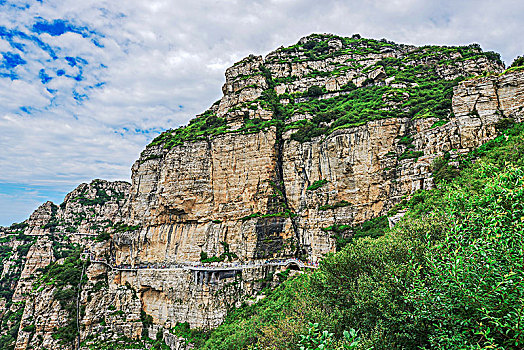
190;122;524;350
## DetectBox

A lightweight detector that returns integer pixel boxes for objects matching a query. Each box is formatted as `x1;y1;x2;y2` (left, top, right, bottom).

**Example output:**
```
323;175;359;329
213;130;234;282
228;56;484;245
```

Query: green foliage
397;135;413;145
9;222;28;231
341;329;360;350
239;209;296;222
41;220;59;231
21;324;35;333
430;119;448;128
0;303;24;350
144;35;501;150
147;110;229;149
287;59;470;142
16;242;33;258
50;236;78;260
297;323;360;350
141;310;154;338
73;186;113;207
431;153;459;184
307;85;324;97
113;222;141;233
495;117;515;131
95;231;111;242
322;216;389;251
319;201;350;211
240;212;262;221
398;150;423;161
200;242;239;263
171;322;209;348
307;179;328;191
298;322;335;350
351;216;388;241
35;248;87;345
510;55;524;68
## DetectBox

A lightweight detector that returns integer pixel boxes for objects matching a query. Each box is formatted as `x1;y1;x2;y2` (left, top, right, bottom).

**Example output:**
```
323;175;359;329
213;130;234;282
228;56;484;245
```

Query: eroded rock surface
1;34;523;349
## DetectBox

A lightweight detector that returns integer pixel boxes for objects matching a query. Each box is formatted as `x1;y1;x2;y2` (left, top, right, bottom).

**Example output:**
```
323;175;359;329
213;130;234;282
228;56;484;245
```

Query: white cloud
0;0;523;225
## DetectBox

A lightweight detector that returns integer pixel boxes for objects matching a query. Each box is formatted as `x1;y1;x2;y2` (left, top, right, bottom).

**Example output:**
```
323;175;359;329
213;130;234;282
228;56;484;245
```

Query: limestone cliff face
121;36;514;265
123;129;279;263
107;35;523;336
124;70;524;265
15;260;143;350
0;180;133;350
2;34;524;349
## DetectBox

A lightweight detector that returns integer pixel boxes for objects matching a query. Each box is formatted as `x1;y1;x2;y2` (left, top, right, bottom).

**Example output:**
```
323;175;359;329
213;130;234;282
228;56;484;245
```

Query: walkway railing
87;254;318;272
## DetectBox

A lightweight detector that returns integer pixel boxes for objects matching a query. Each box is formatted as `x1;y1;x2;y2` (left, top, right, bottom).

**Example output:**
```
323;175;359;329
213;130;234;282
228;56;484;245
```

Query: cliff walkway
86;253;318;272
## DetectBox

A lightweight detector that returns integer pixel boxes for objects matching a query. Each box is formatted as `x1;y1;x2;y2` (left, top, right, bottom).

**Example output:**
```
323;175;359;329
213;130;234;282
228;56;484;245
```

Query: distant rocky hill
22;179;130;236
1;33;523;350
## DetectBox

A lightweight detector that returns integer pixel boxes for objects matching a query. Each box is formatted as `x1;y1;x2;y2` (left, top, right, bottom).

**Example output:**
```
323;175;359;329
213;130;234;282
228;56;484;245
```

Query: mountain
1;33;523;350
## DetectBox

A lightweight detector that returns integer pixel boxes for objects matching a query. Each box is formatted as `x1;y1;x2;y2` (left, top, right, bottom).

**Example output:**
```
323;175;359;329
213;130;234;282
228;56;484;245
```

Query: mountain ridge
0;33;523;349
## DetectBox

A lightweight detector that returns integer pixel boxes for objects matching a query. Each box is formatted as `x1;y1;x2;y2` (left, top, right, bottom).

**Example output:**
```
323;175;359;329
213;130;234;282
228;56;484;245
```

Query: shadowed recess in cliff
254;216;285;259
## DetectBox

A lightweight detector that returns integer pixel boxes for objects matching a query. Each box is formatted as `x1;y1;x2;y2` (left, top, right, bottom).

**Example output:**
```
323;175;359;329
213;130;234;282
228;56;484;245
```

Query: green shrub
398;150;423;161
95;231;111;242
200;242;238;263
319;201;350;211
21;324;35;333
307;86;323;97
297;323;335;350
495;117;515;131
306;179;328;191
510;55;524;68
112;222;141;233
431;154;459;184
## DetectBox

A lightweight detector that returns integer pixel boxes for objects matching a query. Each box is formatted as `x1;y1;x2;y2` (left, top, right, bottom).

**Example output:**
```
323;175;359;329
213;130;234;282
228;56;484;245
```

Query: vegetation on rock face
145;34;502;150
187;122;524;349
35;246;87;345
1;34;519;349
200;242;239;263
282;39;493;143
510;56;524;68
322;215;389;252
306;179;328;191
112;222;141;233
146;109;229;149
0;233;36;350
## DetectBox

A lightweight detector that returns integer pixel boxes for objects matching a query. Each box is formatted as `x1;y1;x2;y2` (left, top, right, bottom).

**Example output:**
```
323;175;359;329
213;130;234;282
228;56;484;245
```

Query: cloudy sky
0;0;523;226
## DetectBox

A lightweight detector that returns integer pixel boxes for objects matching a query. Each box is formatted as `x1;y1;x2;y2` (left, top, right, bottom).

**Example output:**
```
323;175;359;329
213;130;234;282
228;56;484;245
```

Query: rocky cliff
122;34;509;265
1;34;523;350
24;179;130;236
0;180;135;350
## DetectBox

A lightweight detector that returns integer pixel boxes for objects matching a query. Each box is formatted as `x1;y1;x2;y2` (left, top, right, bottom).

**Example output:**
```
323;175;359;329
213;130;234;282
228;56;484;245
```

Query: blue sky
1;0;523;226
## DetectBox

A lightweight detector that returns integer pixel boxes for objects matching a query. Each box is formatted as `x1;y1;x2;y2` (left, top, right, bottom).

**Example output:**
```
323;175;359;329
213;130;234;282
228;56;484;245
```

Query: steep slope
110;34;523;333
23;179;130;236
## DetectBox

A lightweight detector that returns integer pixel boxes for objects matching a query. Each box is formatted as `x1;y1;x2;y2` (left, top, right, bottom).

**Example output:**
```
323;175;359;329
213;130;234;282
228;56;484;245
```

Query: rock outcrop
25;179;130;236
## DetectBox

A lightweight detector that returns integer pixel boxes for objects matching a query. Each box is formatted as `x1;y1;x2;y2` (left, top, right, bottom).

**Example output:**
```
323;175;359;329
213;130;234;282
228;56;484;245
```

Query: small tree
510;56;524;68
307;85;323;97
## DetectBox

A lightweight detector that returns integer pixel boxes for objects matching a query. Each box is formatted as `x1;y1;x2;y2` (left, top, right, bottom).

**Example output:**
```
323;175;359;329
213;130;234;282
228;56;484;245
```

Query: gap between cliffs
260;63;304;259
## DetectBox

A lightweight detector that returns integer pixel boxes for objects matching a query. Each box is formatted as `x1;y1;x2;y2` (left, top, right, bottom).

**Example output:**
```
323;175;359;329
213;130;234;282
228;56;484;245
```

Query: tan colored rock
12;237;53;302
6;37;524;347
